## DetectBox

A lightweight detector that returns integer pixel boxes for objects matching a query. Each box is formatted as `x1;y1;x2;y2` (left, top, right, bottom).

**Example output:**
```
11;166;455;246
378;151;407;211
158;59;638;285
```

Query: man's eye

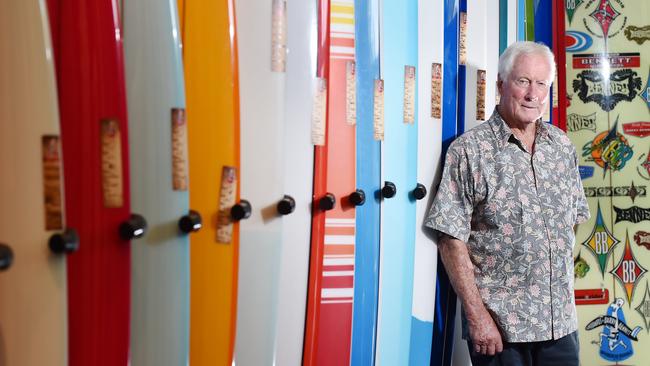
518;79;530;86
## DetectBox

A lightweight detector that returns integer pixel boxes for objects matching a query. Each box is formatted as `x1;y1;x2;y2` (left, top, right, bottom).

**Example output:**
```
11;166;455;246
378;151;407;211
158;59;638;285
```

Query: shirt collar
488;108;553;151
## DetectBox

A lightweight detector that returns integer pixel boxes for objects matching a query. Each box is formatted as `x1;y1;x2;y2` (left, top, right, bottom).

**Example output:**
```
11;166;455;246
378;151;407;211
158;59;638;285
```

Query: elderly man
425;41;590;366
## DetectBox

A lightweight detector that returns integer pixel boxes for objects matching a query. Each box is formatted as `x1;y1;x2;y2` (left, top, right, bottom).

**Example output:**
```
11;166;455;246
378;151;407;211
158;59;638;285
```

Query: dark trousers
467;332;580;366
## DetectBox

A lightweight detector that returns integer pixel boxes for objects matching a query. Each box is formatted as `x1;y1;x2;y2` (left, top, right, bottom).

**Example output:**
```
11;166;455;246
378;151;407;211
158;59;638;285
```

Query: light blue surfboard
351;0;381;364
376;0;418;364
123;0;190;364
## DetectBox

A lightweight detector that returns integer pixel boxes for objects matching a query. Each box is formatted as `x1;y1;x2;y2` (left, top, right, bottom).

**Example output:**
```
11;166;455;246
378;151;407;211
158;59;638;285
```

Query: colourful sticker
623;122;650;137
566;30;594;53
573;69;642;112
638;148;650;180
639;68;650;112
624;25;650;45
575;251;591;278
586;298;642;362
566;0;585;25
610;231;647;304
582;201;620;276
582;118;634;176
583;0;627;39
580;165;595;179
634;282;650;332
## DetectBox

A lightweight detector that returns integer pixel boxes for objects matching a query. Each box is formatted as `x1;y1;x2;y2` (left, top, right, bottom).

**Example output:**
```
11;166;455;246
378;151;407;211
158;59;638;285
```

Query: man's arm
438;233;503;356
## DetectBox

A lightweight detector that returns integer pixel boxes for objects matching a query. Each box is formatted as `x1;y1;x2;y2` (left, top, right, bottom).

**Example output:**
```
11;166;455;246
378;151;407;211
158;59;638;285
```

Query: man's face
497;53;552;127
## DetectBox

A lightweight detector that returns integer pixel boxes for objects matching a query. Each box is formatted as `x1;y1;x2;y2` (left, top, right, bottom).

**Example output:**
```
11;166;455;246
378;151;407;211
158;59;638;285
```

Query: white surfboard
272;0;317;364
0;1;69;364
234;0;287;364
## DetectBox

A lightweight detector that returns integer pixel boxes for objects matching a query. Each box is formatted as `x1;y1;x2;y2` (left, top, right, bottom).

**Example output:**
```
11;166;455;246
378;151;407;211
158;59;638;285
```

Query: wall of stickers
566;0;650;364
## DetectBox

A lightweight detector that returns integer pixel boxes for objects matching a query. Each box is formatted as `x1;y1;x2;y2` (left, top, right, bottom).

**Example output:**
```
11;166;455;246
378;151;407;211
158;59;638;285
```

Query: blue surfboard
351;0;381;364
376;0;418;363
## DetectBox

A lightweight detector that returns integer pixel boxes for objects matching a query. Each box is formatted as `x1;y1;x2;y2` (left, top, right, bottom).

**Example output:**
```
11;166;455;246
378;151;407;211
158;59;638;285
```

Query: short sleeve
424;141;474;243
571;148;590;225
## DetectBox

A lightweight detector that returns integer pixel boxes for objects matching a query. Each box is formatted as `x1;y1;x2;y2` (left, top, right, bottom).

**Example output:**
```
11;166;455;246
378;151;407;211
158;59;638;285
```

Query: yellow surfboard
181;0;241;364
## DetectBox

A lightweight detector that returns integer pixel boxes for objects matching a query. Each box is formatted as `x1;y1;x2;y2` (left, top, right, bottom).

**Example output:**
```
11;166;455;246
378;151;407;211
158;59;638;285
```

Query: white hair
498;41;556;82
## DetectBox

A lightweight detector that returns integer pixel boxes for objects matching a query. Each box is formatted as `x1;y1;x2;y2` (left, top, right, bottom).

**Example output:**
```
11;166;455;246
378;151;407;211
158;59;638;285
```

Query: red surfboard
47;1;141;364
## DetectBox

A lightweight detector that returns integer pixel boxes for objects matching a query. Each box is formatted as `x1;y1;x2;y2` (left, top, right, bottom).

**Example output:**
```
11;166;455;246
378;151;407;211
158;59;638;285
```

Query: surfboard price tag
403;65;416;124
171;108;189;191
42;135;63;230
552;74;559;108
216;166;237;244
271;0;287;72
311;77;328;146
459;12;467;65
495;80;500;105
346;60;357;125
476;69;486;121
100;118;124;208
431;63;442;119
373;79;384;140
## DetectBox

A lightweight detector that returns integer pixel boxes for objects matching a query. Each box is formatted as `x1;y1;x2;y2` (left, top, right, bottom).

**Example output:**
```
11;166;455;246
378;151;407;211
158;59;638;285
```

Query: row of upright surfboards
0;0;546;365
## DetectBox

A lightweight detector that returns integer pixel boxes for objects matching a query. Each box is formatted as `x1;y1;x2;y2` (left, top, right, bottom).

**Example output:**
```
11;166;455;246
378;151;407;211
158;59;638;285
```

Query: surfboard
431;0;460;365
303;0;358;364
563;1;650;365
350;0;381;364
0;2;70;364
233;0;287;363
272;0;317;363
375;0;418;363
181;0;241;364
122;0;190;364
47;0;139;364
302;0;331;364
408;0;442;365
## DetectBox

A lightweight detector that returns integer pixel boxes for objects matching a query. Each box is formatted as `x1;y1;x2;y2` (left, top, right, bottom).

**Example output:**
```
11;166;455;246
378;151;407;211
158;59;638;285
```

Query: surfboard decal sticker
216;166;237;243
431;63;442;119
346;61;357;125
100;118;124;208
610;231;647;303
586;298;642;362
311;78;328;146
476;70;486;121
581;201;620;276
171;108;189;191
271;0;287;72
634;283;650;332
374;79;384;140
566;30;594;53
42;135;63;230
403;66;416;124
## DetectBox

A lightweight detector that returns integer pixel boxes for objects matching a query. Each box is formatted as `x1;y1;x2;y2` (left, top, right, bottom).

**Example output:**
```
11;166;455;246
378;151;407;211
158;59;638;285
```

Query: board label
311;78;327;145
623;122;650;137
373;79;384;140
476;69;486;121
624;25;650;44
216;166;237;244
568;112;597;132
100;118;124;208
171;108;189;191
552;74;559;109
271;0;287;72
42;135;63;230
431;63;442;119
403;65;416;124
573;69;642;112
572;53;640;69
346;61;357;125
459;12;467;65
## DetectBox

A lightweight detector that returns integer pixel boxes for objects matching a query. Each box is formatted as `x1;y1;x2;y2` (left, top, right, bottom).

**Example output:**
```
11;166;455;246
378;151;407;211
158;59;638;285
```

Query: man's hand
467;308;503;356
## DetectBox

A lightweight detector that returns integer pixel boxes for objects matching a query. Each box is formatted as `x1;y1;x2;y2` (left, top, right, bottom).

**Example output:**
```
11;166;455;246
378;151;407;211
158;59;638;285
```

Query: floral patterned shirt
425;109;590;342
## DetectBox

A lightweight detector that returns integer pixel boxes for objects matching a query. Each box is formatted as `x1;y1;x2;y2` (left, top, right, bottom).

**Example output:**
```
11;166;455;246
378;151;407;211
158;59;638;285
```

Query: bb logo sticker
610;231;647;303
572;69;642;112
625;25;650;45
566;30;593;53
582;201;620;276
583;0;627;39
567;112;597;132
582;118;633;176
586;298;642;362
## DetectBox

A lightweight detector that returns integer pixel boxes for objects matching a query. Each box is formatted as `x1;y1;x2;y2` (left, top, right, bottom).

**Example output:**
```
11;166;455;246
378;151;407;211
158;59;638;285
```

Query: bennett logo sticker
572;53;640;69
580;165;595;179
639;68;650;112
565;0;585;25
582;118;634;176
567;112;597;132
583;0;627;39
623;122;650;137
573;69;642;112
634;283;650;333
625;25;650;45
582;201;620;276
586;298;642;362
634;231;650;249
614;206;650;224
611;231;647;304
566;30;593;52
